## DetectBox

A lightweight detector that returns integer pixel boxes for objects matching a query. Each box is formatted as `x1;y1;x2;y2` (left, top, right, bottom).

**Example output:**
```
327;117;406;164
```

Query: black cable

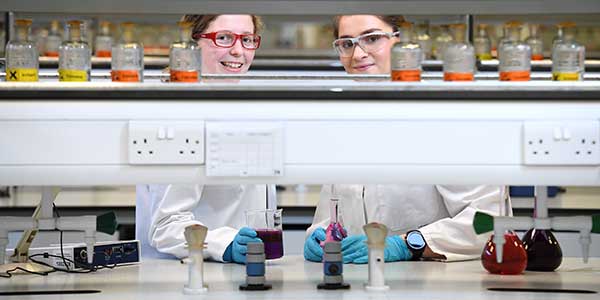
52;203;70;270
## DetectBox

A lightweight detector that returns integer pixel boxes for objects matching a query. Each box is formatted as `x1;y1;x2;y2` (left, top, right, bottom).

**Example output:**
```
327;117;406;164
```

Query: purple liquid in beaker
256;228;283;260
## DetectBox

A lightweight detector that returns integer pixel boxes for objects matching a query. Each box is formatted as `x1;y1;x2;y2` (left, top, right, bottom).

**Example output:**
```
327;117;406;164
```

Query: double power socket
128;121;204;165
523;121;600;165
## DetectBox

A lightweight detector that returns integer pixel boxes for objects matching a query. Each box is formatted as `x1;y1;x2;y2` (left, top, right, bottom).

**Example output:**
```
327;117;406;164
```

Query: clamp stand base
317;282;350;290
239;284;272;291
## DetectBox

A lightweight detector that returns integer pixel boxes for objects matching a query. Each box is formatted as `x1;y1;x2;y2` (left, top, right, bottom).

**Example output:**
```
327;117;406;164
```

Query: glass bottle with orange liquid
95;21;113;58
391;22;422;82
498;21;531;81
44;20;62;57
443;24;475;81
526;24;544;61
169;21;201;82
111;22;143;82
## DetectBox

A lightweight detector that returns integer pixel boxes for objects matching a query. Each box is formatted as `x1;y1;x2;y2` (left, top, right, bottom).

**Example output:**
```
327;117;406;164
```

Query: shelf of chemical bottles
34;56;600;72
4;0;600;15
2;75;600;100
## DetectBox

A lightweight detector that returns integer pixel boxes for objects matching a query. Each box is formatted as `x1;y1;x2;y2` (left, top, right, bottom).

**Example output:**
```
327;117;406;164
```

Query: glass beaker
246;209;284;260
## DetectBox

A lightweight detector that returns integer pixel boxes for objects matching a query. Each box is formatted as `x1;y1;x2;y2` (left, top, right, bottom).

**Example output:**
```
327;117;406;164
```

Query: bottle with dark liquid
522;228;562;271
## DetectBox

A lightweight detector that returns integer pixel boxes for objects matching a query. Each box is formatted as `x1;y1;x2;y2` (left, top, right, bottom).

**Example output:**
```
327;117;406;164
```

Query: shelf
4;0;600;15
2;78;600;100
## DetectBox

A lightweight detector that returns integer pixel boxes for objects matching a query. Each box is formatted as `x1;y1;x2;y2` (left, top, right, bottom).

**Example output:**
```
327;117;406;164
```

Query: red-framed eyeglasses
192;31;261;50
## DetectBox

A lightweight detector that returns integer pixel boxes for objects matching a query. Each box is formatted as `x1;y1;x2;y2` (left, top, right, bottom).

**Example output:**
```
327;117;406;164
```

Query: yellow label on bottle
477;53;493;61
552;72;580;81
5;68;39;82
59;69;89;82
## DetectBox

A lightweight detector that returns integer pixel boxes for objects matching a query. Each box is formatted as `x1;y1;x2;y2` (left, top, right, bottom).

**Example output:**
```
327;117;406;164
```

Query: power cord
1;204;122;278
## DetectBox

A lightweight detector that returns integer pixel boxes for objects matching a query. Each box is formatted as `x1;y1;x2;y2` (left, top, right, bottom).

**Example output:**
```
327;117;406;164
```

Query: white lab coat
145;184;266;261
307;184;504;262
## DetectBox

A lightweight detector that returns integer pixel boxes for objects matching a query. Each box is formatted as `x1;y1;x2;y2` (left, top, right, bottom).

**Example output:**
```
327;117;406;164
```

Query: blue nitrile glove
223;227;262;264
303;227;326;262
351;235;412;264
341;234;368;264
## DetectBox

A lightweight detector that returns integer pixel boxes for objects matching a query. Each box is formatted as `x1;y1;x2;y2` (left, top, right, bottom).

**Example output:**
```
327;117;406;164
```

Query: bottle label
499;48;531;73
552;72;581;81
443;72;474;81
111;70;141;82
44;51;59;57
5;68;38;81
476;53;493;60
96;50;112;58
500;71;531;81
170;70;199;82
59;69;89;82
531;54;544;60
391;49;422;71
391;70;421;82
553;51;583;73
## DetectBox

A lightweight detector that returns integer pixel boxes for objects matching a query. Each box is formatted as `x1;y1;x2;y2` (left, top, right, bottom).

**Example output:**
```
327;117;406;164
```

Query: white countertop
1;256;599;299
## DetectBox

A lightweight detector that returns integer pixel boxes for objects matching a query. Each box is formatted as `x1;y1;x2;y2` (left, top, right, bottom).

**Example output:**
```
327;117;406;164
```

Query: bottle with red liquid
481;231;528;274
481;187;527;275
324;197;347;245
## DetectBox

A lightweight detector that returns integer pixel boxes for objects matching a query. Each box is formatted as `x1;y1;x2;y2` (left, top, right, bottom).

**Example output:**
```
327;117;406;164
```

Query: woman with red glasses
187;14;262;74
303;15;505;265
138;15;270;265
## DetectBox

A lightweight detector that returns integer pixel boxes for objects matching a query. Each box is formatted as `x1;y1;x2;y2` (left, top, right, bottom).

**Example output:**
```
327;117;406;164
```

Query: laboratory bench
0;256;598;299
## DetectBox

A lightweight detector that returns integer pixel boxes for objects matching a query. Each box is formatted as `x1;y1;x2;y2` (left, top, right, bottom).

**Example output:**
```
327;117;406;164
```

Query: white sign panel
206;122;284;177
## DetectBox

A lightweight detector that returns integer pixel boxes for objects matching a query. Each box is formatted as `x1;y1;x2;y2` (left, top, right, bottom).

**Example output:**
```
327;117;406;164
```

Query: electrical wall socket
128;121;205;165
523;121;600;165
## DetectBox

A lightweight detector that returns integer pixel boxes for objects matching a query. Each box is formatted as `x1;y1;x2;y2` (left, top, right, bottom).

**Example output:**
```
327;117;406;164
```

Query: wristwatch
405;230;427;261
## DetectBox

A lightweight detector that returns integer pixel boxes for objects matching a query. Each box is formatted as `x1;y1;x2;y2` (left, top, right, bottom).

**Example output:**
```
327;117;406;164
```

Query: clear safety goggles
332;31;398;57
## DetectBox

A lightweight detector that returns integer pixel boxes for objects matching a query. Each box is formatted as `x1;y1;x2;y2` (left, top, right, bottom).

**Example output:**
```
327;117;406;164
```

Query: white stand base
365;284;390;292
183;285;208;294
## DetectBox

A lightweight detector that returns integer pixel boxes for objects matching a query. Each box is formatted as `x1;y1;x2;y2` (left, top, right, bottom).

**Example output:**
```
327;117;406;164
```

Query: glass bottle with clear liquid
433;25;453;60
552;22;585;81
391;22;423;82
95;21;113;58
44;20;62;57
414;23;432;60
58;20;91;82
473;24;492;61
443;24;475;81
111;22;144;82
498;21;531;81
526;24;544;60
5;19;38;82
169;21;201;82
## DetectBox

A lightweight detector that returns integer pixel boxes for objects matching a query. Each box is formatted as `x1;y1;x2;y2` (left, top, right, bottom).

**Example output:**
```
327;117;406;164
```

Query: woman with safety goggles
138;15;270;265
304;15;505;264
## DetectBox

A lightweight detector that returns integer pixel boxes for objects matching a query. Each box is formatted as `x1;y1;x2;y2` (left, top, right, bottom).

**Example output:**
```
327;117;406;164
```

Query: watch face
406;231;426;250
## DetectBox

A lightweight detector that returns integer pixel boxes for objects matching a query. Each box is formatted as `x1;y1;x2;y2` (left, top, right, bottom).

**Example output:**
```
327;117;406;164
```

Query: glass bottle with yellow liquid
473;24;492;61
552;22;584;81
58;20;91;82
111;22;144;82
5;19;38;82
169;21;201;82
443;24;475;81
391;22;422;82
498;21;531;81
